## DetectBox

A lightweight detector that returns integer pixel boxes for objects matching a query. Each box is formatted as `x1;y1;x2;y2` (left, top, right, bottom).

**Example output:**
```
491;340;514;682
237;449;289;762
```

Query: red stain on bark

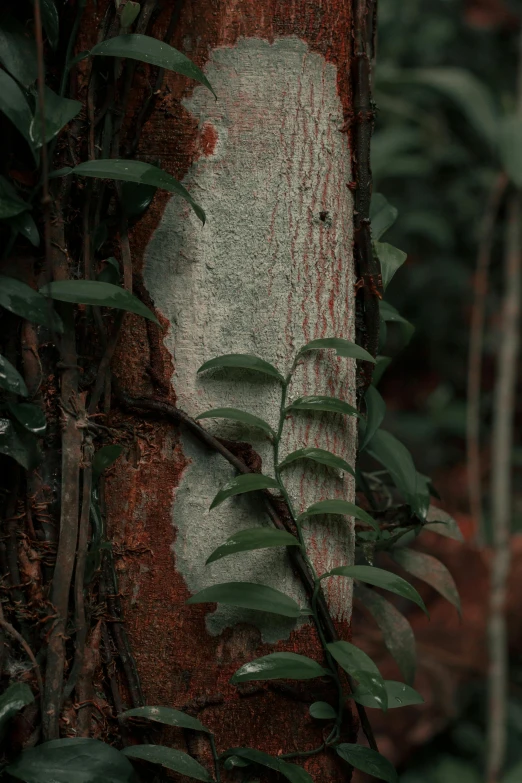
199;123;218;157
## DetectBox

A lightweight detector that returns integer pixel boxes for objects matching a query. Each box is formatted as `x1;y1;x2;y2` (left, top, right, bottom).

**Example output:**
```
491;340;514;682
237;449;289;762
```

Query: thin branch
0;602;43;698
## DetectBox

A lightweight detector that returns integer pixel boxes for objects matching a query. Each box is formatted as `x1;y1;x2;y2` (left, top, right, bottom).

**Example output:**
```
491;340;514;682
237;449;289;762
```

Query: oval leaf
187;582;302;618
286;395;359;418
92;445;124;482
309;701;336;720
0;682;34;737
7;738;137;783
221;748;313;783
336;744;398;783
298;337;375;363
366;429;428;519
354;583;416;685
372;355;392;386
7;212;40;247
370;193;398;240
0;355;28;397
198;353;283;381
39;280;159;324
120;1;141;27
390;548;461;614
374;242;407;290
231;652;329;683
298;499;378;530
424;506;463;541
0;418;41;470
195;407;275;437
0;16;38;87
120;706;209;733
278;447;355;478
326;641;388;711
0;176;30;219
0;275;63;332
325;565;427;614
29;88;81;147
206;528;300;565
90;35;215;97
352;679;423;710
71;159;205;223
210;473;280;510
0;69;33;146
122;745;212;782
7;403;46;435
360;385;386;451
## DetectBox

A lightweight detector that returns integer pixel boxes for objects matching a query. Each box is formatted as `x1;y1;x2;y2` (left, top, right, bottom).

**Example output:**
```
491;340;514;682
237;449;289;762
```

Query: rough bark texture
93;1;358;776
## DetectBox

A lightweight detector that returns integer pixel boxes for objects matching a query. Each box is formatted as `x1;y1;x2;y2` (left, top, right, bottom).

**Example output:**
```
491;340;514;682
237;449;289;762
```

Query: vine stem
209;734;221;783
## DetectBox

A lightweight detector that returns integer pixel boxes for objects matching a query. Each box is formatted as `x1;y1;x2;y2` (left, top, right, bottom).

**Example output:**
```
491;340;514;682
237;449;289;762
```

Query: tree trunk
97;1;359;777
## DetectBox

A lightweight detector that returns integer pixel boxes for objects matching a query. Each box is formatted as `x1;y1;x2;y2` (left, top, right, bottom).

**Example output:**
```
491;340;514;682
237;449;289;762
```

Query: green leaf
0;682;34;738
70;159;205;223
120;1;141;27
121;181;156;218
0;16;38;87
187;582;303;618
7;402;46;435
90;35;216;97
7;211;40;247
195;407;275;437
0;355;28;397
390;548;460;614
198;353;283;381
278;447;355;478
360;385;386;451
39;280;159;324
223;756;250;770
380;300;414;346
504;761;522;783
500;114;522;187
0;275;62;331
352;680;424;710
0;418;41;470
210;473;280;510
92;445;124;482
324;565;427;614
309;701;336;719
354;584;416;685
298;337;375;363
122;745;212;782
231;652;329;683
0;69;33;146
206;528;299;565
8;738;137;783
374;242;407;290
97;257;121;285
372;356;392;386
120;706;209;733
221;748;313;783
0;176;30;219
40;0;59;49
326;641;388;711
298;499;378;530
336;744;398;783
286;395;359;418
370;194;398;240
367;429;428;519
424;506;463;541
30;87;82;147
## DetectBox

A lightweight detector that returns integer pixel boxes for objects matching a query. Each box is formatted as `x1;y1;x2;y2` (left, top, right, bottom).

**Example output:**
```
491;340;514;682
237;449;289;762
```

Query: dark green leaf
309;701;336;719
0;176;30;219
121;180;156;218
221;748;313;783
7;212;40;247
97;257;121;286
121;706;209;733
379;300;414;346
336;744;398;783
366;429;428;519
278;447;355;478
298;337;375;363
122;745;212;782
0;418;41;470
504;761;522;783
210;473;280;510
0;275;62;331
195;407;275;437
187;582;303;617
325;565;427;614
90;35;216;97
372;356;392;386
0;682;34;737
231;652;329;683
40;0;59;49
223;756;250;770
92;445;124;482
7;402;46;434
198;353;283;381
374;242;407;290
50;166;73;179
500;114;522;187
360;385;386;451
326;641;388;711
286;395;359;418
71;159;205;223
206;528;299;565
352;680;424;709
29;88;81;147
424;506;463;541
0;16;38;87
120;1;141;27
370;193;398;240
0;69;33;146
354;584;416;685
298;500;378;530
0;355;28;397
39;280;159;324
8;738;137;783
390;548;460;614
